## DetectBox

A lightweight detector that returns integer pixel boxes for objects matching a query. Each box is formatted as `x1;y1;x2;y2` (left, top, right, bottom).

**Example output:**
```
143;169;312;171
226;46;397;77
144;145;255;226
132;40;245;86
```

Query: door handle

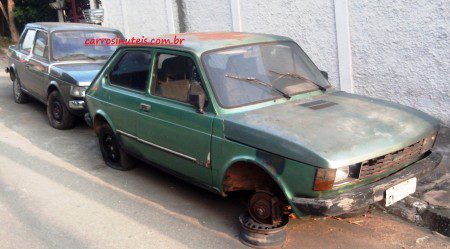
140;103;151;112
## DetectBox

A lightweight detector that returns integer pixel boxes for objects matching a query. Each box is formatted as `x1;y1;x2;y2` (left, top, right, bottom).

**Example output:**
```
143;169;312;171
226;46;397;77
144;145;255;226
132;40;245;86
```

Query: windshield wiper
55;53;97;61
269;70;328;91
225;74;290;98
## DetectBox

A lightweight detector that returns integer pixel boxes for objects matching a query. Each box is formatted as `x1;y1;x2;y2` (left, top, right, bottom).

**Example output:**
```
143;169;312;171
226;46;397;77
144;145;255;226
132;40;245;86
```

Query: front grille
358;139;425;179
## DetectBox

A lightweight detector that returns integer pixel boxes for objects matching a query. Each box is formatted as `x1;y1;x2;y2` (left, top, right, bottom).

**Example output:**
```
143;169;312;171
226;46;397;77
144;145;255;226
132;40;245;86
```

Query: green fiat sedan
85;32;442;225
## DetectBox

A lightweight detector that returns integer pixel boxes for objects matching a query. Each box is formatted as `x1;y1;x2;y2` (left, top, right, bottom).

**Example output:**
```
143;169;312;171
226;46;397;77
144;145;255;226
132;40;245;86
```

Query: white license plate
385;177;417;206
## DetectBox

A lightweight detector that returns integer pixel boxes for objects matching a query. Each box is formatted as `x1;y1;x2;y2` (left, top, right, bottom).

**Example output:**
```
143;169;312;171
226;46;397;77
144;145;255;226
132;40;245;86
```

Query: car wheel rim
51;99;63;121
103;134;119;163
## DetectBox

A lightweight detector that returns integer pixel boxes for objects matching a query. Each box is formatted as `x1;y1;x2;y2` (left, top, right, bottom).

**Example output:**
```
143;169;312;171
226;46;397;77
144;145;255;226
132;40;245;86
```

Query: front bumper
292;152;442;216
67;99;87;116
68;100;85;110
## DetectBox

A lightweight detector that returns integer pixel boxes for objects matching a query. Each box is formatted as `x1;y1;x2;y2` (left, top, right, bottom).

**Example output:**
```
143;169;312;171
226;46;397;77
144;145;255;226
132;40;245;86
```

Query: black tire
46;90;75;130
13;78;29;104
98;124;136;171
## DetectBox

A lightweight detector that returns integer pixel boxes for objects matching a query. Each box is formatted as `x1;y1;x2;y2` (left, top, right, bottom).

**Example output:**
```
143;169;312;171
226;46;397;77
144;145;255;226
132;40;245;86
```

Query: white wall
349;0;450;125
101;0;449;125
183;0;233;32
240;0;340;88
103;0;170;36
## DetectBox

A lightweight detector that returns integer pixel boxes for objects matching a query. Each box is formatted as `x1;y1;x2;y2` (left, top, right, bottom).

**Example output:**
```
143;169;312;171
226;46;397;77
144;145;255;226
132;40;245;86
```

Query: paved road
0;57;448;249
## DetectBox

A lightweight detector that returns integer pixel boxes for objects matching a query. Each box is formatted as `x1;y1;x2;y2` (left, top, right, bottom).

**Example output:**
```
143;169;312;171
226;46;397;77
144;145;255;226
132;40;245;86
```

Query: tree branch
0;1;10;26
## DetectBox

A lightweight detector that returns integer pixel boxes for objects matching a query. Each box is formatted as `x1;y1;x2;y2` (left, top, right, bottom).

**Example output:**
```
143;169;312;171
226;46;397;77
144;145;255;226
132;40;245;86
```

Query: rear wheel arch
93;111;115;135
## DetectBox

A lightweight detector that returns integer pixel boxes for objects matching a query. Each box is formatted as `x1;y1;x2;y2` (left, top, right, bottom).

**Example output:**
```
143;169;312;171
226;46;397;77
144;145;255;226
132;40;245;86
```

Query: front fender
212;136;318;217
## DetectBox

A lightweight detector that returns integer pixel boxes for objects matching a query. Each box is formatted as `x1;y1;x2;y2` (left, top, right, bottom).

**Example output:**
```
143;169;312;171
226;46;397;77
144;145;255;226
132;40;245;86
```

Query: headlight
70;86;87;97
313;164;361;191
335;167;350;182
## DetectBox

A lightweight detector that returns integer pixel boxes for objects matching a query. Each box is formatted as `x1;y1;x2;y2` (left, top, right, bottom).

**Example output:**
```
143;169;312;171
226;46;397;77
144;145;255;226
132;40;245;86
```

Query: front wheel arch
220;159;291;199
220;159;293;224
47;82;61;100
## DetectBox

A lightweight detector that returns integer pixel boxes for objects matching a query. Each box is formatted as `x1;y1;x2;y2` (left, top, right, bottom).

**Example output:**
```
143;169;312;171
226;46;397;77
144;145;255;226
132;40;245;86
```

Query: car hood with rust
49;62;106;86
223;91;440;168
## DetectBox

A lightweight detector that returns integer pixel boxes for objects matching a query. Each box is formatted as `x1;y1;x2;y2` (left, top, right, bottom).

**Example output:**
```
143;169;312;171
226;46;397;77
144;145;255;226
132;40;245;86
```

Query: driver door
16;28;36;94
137;50;214;185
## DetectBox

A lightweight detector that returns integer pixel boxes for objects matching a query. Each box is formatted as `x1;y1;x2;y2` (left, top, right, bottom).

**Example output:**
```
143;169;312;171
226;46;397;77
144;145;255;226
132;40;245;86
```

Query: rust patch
223;162;273;192
359;139;425;179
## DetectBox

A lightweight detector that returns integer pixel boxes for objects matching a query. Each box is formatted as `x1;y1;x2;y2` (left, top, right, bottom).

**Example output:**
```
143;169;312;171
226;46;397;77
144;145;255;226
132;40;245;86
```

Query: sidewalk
385;126;450;236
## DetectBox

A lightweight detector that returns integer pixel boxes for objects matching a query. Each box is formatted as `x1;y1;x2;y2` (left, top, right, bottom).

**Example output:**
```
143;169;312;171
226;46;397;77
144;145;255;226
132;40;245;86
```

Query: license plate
385;177;417;206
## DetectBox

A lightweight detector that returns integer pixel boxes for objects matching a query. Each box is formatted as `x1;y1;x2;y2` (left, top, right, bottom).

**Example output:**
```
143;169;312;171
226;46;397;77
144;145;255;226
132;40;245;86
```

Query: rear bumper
292;152;442;216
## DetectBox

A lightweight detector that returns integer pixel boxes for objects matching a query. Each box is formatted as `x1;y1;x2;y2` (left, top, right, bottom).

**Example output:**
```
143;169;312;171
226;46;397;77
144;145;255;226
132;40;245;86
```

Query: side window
33;31;48;58
20;29;37;54
109;51;151;92
151;53;203;103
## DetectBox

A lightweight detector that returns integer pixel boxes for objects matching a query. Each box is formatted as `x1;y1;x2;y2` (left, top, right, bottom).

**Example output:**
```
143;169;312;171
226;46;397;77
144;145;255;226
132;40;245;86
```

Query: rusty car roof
26;22;120;33
158;32;292;54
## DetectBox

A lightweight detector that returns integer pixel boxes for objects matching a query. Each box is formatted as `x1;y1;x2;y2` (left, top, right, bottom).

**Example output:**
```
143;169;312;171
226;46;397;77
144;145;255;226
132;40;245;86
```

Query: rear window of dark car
52;31;122;61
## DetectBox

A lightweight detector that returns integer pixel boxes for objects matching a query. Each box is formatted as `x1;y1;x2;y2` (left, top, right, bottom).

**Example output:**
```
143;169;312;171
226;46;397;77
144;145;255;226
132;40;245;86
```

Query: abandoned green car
85;32;442;225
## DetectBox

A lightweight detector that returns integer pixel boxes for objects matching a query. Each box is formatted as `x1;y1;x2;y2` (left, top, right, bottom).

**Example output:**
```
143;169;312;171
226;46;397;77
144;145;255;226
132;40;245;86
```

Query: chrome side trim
116;129;198;163
116;129;138;140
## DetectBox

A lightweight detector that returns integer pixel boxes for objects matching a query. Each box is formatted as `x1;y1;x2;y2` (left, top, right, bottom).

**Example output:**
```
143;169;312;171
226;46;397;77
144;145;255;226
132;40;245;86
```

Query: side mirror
189;91;206;114
320;70;329;80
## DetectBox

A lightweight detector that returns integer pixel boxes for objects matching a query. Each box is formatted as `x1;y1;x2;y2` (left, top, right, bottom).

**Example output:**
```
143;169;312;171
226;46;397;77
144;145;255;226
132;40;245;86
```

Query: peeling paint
336;198;356;211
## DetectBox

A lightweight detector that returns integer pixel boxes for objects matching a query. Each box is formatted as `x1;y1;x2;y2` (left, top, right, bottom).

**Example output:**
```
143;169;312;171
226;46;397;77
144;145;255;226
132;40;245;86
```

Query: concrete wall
183;0;233;32
240;0;340;88
349;0;449;125
102;0;169;36
101;0;449;125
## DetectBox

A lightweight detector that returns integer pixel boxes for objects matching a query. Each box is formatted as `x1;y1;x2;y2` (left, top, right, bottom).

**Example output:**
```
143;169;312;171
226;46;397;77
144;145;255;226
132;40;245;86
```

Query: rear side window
20;29;37;54
109;52;151;92
151;53;201;103
33;31;48;58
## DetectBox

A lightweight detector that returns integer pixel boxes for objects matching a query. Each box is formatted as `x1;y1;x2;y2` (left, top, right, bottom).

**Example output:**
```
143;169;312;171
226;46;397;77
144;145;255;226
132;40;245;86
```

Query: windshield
203;41;330;108
52;31;120;61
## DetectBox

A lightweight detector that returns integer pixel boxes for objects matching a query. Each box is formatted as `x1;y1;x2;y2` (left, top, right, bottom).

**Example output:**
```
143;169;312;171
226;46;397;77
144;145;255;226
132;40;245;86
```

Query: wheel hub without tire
248;191;283;225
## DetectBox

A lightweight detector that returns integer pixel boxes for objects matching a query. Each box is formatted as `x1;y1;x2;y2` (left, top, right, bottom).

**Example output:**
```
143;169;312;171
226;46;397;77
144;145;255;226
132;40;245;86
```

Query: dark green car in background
85;32;442;225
